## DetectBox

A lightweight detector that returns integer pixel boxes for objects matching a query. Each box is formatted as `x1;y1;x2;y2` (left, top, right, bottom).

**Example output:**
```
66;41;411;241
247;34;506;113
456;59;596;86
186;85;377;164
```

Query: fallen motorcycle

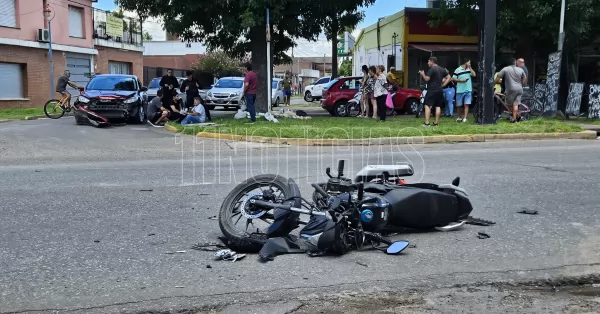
218;161;491;260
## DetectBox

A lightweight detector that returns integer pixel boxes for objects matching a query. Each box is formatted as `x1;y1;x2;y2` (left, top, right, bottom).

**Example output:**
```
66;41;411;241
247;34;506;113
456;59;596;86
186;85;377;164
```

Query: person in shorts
147;90;168;127
56;70;80;109
495;58;526;122
419;57;451;126
453;58;476;123
282;73;292;106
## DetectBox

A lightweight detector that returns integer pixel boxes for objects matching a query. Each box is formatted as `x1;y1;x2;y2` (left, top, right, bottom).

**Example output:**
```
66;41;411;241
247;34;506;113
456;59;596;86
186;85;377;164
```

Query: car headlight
123;97;138;104
207;92;213;97
232;91;240;96
78;96;90;103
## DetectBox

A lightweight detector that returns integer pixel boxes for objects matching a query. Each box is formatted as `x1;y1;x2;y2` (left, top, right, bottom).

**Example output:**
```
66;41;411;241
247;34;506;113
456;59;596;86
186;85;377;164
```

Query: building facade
142;40;206;85
273;57;333;91
353;7;478;89
0;0;143;109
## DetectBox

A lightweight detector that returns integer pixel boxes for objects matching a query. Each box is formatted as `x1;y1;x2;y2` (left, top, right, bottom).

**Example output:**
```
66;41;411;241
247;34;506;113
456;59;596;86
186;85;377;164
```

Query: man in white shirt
180;97;207;125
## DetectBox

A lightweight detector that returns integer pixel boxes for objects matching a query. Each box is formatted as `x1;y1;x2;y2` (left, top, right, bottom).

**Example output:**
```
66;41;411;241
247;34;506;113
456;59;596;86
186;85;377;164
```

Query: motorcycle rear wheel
218;174;292;252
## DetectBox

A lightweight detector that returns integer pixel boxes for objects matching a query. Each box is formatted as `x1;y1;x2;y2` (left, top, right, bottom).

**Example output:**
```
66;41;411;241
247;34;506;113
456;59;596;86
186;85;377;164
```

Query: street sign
337;38;348;57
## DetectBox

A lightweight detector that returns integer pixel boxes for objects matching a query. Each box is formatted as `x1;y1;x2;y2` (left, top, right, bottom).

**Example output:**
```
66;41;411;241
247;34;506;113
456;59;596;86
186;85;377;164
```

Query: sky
93;0;427;57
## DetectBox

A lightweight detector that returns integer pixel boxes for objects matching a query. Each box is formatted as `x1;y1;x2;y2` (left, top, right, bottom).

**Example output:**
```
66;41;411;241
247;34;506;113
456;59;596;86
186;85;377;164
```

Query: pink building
0;0;144;109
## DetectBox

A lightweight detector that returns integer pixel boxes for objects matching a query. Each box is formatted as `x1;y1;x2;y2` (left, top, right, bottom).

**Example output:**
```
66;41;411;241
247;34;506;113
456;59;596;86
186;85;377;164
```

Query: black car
74;74;148;126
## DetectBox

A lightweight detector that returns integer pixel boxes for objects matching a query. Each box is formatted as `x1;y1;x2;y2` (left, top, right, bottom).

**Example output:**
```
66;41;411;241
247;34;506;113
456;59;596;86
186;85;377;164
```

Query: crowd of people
147;69;213;127
358;55;529;126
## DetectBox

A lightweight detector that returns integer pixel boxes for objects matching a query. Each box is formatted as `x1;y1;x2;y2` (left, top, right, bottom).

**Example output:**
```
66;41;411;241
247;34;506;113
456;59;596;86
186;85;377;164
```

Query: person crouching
181;97;207;125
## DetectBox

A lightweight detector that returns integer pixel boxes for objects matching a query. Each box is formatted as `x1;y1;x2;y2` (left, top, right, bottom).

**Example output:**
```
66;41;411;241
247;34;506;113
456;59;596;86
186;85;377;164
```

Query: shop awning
409;44;478;52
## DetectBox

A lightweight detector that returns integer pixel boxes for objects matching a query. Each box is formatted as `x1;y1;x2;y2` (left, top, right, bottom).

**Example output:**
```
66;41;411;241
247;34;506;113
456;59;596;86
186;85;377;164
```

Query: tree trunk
331;23;339;78
250;24;269;113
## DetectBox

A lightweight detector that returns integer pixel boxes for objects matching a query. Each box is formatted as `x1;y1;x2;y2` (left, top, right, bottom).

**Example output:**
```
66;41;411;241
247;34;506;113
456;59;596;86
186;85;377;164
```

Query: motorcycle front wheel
218;174;292;252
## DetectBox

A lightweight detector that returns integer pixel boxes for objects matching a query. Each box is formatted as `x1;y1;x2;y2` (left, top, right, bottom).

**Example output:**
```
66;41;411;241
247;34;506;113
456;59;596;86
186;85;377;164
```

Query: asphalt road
1;118;599;313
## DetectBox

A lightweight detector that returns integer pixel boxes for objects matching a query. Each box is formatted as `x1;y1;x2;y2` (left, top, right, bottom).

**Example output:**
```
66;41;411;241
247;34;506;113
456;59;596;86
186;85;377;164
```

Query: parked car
320;77;422;116
205;77;245;109
304;76;332;102
74;74;148;125
146;77;187;103
271;78;283;107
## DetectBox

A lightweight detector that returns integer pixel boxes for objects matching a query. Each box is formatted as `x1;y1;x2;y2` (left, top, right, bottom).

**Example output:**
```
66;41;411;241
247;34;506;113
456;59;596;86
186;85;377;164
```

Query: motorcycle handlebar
249;199;326;216
311;183;329;198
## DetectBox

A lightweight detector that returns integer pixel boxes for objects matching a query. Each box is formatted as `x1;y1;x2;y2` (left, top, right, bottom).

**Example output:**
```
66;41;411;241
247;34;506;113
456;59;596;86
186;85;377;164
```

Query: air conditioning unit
37;29;50;42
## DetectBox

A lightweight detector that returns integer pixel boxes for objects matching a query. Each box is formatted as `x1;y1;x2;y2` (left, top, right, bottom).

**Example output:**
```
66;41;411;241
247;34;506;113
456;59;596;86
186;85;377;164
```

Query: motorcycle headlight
123;97;138;104
78;96;90;103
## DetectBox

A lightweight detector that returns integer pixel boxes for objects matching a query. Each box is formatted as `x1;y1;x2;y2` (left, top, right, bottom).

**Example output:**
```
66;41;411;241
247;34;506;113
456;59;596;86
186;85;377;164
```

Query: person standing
495;58;526;123
180;70;199;110
453;58;476;122
282;73;292;106
366;66;377;119
241;62;258;123
517;58;529;86
419;57;450;127
181;97;207;125
159;69;179;110
373;65;389;121
360;65;369;117
442;67;456;118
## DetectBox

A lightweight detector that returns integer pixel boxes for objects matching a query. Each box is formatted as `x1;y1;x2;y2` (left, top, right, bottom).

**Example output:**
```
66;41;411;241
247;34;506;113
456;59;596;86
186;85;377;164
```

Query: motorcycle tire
218;174;292;252
415;103;423;118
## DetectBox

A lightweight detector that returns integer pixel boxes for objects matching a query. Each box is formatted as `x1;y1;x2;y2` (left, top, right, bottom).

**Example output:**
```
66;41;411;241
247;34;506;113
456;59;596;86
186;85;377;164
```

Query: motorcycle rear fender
265;177;302;238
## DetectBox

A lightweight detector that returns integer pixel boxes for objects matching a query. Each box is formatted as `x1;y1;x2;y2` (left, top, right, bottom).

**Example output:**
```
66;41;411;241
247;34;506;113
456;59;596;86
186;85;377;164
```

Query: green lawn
0;108;45;120
169;116;583;139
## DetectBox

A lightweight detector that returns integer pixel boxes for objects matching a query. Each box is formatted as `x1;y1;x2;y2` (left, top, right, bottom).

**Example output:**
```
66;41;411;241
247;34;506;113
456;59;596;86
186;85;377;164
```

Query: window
148;78;160;89
0;0;17;27
340;79;361;90
315;78;329;85
214;79;243;89
86;76;137;91
272;81;280;89
68;6;84;38
108;61;132;74
324;79;339;89
0;63;24;99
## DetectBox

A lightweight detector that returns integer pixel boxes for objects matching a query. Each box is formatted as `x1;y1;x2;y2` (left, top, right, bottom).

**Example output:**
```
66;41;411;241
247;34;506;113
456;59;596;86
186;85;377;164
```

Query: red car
320;76;422;116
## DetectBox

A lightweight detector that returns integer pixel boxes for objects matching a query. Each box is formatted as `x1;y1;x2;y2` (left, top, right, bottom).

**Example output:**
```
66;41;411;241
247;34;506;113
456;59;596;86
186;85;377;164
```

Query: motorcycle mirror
386;241;410;255
452;177;460;186
326;167;332;178
337;160;345;178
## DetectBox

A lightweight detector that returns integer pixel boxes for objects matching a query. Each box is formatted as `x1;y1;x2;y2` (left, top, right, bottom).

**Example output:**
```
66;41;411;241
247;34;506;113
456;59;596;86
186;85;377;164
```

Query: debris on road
477;232;491;239
355;261;368;267
465;216;496;226
191;242;227;251
165;250;187;254
215;249;246;262
208;216;218;220
139;189;153;192
34;170;42;172
518;208;539;215
93;240;100;243
175;286;185;288
206;265;212;269
147;233;156;236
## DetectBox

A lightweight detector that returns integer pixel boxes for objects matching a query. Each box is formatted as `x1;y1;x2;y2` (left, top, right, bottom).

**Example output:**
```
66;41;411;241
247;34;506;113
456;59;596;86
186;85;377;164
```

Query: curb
0;120;10;123
24;115;47;120
164;127;597;146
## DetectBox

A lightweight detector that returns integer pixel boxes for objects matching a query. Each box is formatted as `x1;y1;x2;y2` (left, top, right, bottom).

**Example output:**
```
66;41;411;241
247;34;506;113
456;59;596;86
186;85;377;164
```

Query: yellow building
352;8;478;89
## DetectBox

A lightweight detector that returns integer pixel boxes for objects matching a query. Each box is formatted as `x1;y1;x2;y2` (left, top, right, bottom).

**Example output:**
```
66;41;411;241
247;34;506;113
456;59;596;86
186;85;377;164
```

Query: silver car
146;77;187;102
271;78;285;107
205;77;245;109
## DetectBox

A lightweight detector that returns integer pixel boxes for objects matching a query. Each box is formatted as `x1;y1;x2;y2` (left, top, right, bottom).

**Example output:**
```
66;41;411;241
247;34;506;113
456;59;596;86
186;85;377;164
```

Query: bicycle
43;87;84;119
471;92;543;122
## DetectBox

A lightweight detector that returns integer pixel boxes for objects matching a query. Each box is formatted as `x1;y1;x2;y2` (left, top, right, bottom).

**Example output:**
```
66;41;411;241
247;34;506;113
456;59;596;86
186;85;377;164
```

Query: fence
93;9;143;47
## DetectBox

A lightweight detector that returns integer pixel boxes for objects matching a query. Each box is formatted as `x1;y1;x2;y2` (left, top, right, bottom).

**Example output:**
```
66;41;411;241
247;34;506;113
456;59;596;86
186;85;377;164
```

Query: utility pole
558;0;566;51
323;54;326;77
291;46;294;78
475;0;497;125
44;5;55;100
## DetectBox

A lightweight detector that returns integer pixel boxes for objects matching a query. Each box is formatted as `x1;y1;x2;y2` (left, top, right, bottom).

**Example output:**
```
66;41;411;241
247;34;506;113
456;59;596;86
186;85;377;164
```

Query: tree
192;50;249;78
143;31;153;41
114;0;375;113
429;0;600;58
339;58;352;76
322;7;368;78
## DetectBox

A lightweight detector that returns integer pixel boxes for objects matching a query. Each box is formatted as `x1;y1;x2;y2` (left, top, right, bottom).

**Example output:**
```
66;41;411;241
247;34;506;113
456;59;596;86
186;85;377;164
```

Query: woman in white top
373;65;389;121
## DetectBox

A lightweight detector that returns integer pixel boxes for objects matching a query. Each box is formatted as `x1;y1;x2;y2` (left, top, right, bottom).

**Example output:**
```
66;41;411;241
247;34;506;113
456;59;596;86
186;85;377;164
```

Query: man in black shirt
180;70;211;121
159;69;179;110
419;57;451;126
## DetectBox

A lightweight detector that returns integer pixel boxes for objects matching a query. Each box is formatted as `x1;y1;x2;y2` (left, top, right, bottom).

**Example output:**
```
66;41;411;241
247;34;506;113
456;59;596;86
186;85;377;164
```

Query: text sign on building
337;38;347;56
106;15;123;37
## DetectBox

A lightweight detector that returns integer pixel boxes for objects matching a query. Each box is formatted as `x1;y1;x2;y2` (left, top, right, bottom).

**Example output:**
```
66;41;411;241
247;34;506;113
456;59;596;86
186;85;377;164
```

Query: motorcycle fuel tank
355;194;390;232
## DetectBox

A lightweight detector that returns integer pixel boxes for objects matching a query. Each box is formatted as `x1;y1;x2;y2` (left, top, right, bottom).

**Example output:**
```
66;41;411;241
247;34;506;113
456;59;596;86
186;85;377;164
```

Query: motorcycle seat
355;164;414;183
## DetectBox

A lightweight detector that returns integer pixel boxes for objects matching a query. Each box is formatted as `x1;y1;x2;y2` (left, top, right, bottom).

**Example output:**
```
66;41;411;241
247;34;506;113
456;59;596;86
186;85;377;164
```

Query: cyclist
56;70;80;109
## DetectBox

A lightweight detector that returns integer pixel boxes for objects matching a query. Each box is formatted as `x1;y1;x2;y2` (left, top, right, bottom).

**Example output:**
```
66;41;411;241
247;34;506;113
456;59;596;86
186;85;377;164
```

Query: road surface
0;118;599;313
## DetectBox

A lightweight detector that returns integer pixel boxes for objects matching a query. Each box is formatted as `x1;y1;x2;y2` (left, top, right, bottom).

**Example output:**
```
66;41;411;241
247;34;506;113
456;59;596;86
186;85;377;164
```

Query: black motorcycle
218;161;488;259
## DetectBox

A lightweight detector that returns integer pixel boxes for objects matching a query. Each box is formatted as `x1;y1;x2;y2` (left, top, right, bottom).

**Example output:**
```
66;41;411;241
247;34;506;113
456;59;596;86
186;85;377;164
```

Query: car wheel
334;101;348;117
304;91;313;102
405;98;419;114
386;107;395;116
274;97;280;107
131;105;145;124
